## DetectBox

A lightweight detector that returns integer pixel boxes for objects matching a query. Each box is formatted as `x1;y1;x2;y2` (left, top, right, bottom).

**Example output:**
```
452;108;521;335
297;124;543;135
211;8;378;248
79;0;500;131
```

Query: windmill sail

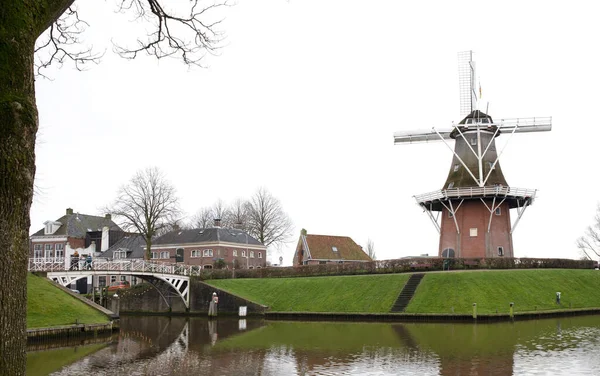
458;50;477;118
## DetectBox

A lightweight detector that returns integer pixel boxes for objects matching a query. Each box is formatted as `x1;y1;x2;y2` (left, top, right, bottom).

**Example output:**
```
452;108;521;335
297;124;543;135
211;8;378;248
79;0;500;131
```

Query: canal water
27;314;600;375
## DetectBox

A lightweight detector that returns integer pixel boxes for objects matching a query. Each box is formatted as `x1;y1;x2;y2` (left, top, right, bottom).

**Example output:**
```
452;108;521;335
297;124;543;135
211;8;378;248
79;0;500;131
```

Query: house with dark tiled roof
30;207;125;260
293;229;372;266
94;233;146;289
151;219;267;269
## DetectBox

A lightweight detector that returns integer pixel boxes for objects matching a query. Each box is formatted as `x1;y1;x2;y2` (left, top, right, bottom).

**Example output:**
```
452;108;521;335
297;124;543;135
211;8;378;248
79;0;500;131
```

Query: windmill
393;51;551;258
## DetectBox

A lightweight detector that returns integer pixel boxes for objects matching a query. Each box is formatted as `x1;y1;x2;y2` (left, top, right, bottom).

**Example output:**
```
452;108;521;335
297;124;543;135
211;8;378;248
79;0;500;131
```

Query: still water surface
27;314;600;375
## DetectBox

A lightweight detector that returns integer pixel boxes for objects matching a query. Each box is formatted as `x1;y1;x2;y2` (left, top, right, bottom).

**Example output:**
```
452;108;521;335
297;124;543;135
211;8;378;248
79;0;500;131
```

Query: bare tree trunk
0;6;38;375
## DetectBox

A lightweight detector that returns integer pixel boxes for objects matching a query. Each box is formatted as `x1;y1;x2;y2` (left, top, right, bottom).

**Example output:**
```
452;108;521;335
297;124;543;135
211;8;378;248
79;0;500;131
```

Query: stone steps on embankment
391;273;425;312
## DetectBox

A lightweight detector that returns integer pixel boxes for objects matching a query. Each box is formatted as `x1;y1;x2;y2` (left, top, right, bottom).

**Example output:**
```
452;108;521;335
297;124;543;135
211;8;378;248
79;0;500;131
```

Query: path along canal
27;314;600;375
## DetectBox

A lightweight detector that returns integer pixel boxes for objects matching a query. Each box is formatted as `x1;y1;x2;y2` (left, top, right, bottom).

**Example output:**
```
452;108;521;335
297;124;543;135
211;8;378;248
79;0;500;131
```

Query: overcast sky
31;0;600;264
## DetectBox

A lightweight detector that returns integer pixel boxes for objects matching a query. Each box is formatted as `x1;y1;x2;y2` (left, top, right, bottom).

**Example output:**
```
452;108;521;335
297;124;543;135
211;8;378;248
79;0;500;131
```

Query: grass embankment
27;273;110;328
207;274;410;313
207;269;600;315
406;269;600;314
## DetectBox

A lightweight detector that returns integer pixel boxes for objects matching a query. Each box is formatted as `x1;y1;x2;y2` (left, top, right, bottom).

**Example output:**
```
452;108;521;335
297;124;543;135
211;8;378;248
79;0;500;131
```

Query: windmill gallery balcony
414;186;536;211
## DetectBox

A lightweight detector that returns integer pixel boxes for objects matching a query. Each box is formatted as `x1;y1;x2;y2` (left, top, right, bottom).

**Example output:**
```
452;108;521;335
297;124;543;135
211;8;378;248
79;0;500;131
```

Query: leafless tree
366;238;376;260
106;167;180;259
225;198;251;231
2;1;227;373
154;218;188;238
190;207;213;229
577;204;600;261
246;188;294;249
211;199;230;224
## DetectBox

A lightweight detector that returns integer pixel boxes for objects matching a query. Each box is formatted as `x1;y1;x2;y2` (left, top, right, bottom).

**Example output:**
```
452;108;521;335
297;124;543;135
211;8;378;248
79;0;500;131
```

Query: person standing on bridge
71;251;79;270
85;254;93;270
208;292;219;317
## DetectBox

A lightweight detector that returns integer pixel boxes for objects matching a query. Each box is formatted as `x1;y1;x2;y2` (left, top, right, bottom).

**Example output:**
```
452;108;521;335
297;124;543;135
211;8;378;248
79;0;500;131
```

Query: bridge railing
28;258;203;277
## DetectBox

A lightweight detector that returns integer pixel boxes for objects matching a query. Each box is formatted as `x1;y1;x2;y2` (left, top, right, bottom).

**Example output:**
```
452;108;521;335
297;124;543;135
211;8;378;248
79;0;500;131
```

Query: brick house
97;233;146;288
29;208;125;260
293;229;372;266
151;220;267;269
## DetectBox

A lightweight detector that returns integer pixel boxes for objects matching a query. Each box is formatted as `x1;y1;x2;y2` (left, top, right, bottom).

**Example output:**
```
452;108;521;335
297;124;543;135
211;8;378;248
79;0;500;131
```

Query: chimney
213;218;221;228
105;213;112;220
101;226;110;252
66;208;73;215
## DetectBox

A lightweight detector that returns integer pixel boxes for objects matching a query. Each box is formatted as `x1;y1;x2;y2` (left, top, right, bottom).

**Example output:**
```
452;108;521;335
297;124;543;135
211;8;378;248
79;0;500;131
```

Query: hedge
196;257;596;280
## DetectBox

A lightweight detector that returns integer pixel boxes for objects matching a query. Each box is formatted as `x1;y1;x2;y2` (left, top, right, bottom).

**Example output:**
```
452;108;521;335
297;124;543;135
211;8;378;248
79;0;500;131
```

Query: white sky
31;0;600;264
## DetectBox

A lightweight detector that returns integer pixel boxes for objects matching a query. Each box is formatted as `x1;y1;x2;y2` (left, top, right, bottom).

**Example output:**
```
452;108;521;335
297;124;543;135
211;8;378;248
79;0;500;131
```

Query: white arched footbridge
28;258;205;310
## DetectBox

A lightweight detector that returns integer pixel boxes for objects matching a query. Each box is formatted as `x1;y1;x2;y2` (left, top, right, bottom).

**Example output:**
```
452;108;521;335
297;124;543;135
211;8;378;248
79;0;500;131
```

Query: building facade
293;229;372;266
151;221;267;269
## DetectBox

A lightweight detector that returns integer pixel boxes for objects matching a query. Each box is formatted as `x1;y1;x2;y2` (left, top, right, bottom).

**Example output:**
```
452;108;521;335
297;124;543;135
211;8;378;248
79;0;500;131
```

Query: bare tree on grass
2;1;227;372
246;188;294;249
366;238;376;260
106;167;180;259
577;204;600;261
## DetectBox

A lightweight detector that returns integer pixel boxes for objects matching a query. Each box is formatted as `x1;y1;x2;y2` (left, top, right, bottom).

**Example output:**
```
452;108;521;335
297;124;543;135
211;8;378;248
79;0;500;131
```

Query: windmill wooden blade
393;128;453;144
458;50;477;118
494;117;552;133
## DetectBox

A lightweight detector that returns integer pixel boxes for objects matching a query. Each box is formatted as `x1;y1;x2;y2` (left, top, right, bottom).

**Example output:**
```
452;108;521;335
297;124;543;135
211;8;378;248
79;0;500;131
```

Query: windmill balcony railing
414;186;537;204
28;257;204;277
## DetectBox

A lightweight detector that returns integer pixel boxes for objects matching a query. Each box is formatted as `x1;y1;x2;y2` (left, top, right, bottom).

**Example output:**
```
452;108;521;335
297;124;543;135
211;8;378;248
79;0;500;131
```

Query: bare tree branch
246;187;294;249
190;207;212;229
365;238;376;260
105;167;180;259
34;6;103;78
113;0;229;66
577;203;600;260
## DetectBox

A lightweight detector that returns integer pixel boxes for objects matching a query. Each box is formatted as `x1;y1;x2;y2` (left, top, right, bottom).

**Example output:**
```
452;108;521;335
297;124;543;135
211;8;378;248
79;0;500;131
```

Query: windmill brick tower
394;51;551;258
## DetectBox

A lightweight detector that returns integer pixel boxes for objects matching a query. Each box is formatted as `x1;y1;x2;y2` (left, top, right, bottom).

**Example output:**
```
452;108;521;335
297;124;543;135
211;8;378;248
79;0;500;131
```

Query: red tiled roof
304;234;371;261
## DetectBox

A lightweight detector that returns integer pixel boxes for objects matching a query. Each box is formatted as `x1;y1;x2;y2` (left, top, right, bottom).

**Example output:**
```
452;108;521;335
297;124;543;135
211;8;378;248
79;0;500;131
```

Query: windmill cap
459;110;494;125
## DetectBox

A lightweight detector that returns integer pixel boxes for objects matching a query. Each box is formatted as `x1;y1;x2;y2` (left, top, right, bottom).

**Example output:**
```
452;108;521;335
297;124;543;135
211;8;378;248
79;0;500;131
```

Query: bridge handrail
28;258;204;277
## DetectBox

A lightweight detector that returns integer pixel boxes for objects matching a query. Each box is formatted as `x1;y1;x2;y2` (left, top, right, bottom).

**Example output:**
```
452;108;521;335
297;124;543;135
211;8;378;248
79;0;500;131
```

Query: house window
250;251;255;258
258;252;262;259
495;207;501;216
242;250;246;257
34;250;43;259
319;261;326;265
151;252;159;259
470;138;477;146
470;228;478;237
111;276;117;283
204;265;213;269
453;164;460;172
448;182;454;189
45;244;53;258
217;249;221;256
498;246;504;256
233;250;238;257
160;251;170;259
98;276;106;287
34;244;42;251
203;249;213;257
191;250;201;258
332;246;338;252
114;250;127;259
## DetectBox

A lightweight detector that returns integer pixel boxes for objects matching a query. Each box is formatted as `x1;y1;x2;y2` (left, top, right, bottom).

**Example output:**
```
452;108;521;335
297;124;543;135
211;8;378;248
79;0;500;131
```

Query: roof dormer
44;221;61;235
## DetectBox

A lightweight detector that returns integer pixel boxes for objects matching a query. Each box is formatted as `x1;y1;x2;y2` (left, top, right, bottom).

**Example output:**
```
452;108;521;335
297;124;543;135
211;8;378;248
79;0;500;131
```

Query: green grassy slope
207;269;600;315
406;269;600;314
27;273;110;328
207;274;410;313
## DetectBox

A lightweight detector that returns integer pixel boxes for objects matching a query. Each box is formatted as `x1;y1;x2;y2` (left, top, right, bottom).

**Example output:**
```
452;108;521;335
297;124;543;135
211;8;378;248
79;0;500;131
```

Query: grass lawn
207;274;410;313
27;273;110;328
406;269;600;314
